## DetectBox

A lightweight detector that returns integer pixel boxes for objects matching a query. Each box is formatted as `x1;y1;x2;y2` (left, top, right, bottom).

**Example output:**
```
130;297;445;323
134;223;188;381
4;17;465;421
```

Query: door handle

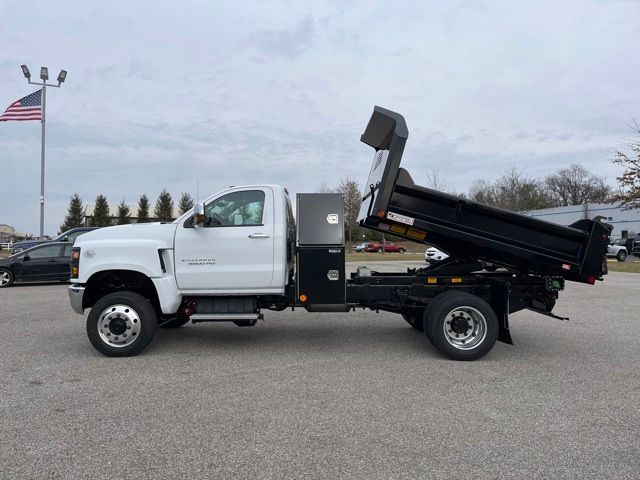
48;259;56;262
248;233;270;239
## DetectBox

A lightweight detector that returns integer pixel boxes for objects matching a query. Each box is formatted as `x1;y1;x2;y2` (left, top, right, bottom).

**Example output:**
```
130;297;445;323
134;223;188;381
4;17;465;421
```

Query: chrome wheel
0;271;11;287
97;304;142;348
443;306;487;350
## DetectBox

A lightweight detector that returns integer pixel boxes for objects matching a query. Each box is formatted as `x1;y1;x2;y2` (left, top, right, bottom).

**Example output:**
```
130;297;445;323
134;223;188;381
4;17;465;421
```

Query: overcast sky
0;0;638;235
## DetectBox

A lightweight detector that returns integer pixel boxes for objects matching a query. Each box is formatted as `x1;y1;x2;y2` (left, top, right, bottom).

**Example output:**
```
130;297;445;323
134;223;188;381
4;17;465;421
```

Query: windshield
612;239;627;246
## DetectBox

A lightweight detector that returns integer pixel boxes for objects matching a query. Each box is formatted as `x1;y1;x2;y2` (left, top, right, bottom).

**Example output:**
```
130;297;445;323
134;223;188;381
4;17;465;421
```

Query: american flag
0;90;42;122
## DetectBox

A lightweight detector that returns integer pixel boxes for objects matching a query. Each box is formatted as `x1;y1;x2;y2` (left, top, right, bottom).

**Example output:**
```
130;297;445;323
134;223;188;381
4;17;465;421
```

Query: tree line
58;122;640;236
59;190;195;232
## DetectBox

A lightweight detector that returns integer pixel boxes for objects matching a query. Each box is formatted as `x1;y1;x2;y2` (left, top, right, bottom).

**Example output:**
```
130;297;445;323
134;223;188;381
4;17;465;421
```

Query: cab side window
204;190;265;227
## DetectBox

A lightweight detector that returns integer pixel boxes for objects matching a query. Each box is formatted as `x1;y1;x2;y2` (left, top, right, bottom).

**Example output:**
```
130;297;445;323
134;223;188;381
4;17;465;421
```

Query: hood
75;222;178;250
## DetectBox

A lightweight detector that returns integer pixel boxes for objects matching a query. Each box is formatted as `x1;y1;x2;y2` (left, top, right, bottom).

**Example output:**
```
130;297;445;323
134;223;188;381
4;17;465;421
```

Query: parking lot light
21;65;31;79
40;67;48;81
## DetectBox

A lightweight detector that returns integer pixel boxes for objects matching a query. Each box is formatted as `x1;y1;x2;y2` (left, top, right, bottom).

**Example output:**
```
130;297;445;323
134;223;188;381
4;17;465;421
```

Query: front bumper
68;284;86;314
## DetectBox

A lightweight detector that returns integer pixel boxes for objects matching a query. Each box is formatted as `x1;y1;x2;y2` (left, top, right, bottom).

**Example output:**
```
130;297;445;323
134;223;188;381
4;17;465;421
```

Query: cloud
0;0;638;235
248;17;315;58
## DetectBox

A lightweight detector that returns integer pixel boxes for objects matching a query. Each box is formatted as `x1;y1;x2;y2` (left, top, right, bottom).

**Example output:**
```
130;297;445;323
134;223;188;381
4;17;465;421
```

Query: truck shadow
152;317;442;359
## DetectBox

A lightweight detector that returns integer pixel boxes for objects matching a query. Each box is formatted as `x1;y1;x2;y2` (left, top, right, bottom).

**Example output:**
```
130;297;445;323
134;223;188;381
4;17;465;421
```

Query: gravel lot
0;264;638;479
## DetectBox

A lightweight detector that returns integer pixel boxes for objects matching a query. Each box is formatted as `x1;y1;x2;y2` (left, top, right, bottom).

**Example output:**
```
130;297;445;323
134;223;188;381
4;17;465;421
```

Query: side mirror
191;203;205;228
23;255;30;261
60;236;68;242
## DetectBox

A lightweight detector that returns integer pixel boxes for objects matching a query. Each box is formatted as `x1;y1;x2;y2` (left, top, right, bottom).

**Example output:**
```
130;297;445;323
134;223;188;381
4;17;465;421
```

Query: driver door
174;187;275;292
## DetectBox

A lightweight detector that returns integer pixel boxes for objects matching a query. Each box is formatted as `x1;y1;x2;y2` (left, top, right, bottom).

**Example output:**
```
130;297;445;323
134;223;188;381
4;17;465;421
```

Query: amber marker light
299;294;308;302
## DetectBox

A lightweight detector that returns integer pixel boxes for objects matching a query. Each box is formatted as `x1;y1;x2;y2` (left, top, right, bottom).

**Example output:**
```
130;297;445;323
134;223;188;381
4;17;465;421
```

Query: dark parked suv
10;227;98;254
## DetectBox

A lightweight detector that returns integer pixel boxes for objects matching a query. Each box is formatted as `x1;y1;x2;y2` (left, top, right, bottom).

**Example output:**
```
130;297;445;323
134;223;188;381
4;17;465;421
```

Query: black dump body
357;106;612;284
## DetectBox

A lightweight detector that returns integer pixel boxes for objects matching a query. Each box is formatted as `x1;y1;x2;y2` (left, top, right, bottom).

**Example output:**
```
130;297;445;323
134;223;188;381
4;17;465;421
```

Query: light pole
20;65;67;238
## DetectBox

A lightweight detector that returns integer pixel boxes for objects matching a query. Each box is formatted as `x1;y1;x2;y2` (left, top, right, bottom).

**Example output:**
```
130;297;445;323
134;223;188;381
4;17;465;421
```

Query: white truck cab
69;184;296;350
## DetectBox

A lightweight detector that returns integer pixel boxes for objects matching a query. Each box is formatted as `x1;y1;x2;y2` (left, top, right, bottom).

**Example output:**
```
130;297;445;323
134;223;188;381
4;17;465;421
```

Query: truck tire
424;292;498;361
86;291;158;357
0;268;14;288
159;316;190;328
401;309;425;332
617;250;627;262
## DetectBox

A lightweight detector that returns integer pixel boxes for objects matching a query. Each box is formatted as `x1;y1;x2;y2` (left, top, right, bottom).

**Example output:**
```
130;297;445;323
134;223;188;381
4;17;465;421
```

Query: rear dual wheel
422;292;498;361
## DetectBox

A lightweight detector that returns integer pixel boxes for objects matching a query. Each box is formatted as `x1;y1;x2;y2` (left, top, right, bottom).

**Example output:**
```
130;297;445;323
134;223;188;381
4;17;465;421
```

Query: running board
189;313;262;324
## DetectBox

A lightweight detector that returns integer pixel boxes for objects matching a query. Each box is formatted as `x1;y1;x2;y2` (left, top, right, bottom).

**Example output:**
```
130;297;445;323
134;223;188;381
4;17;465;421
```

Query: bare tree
425;170;449;191
469;166;551;212
317;181;336;193
469;179;496;205
494;166;552;212
545;164;611;206
611;118;640;210
338;178;361;243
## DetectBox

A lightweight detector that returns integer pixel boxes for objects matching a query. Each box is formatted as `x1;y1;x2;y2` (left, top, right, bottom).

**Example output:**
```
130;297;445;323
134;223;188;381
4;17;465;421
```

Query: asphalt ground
0;263;638;479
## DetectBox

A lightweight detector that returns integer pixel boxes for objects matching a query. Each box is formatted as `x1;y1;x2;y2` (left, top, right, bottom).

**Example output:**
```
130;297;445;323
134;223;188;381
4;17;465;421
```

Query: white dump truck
69;107;611;360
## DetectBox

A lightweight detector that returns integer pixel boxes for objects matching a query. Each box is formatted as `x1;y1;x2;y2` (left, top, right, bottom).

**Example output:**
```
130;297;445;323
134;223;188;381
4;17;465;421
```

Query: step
189;313;261;322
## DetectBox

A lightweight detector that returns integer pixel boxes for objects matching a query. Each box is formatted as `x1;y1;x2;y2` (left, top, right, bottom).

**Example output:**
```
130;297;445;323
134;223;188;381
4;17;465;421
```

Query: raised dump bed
357;106;611;284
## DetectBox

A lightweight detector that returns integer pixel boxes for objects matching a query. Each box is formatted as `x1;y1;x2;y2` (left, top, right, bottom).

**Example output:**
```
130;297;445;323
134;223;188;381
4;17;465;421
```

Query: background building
526;203;640;240
0;224;30;243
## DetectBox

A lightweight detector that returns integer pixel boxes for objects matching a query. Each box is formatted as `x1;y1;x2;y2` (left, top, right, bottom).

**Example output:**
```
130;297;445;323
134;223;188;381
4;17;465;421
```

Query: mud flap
490;282;513;345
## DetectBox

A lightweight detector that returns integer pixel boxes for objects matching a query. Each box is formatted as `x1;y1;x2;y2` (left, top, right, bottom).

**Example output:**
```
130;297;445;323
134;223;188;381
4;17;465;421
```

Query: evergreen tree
91;195;111;227
154;189;174;222
117;200;131;225
178;192;195;215
59;194;84;233
137;194;150;223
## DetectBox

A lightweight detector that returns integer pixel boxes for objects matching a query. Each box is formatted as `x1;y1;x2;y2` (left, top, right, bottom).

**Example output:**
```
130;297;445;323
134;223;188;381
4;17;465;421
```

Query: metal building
525;203;640;240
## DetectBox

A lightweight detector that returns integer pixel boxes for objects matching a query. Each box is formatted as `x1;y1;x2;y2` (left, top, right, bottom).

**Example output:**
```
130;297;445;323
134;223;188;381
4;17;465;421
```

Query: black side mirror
23;255;30;261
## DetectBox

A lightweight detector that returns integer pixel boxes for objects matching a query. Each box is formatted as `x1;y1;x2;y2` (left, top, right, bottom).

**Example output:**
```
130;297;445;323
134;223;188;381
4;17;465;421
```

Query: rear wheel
377;247;383;253
424;292;498;360
86;291;158;357
0;268;14;288
617;250;627;262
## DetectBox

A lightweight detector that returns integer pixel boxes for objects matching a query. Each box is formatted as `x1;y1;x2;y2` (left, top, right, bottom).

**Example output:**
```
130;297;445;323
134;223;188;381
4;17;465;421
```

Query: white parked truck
69;107;612;360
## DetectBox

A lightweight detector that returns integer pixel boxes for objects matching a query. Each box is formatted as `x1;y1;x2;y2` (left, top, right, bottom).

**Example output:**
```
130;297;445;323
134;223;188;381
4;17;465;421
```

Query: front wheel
0;268;14;288
424;292;498;361
617;251;627;262
398;248;406;254
86;291;158;356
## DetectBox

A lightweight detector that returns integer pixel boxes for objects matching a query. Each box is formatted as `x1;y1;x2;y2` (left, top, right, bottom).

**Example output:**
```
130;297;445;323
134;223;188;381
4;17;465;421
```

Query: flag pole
19;65;66;238
40;83;46;238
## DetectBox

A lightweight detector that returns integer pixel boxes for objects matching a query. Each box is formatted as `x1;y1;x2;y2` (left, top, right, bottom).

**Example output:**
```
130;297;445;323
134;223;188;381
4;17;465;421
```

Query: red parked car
364;241;406;253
